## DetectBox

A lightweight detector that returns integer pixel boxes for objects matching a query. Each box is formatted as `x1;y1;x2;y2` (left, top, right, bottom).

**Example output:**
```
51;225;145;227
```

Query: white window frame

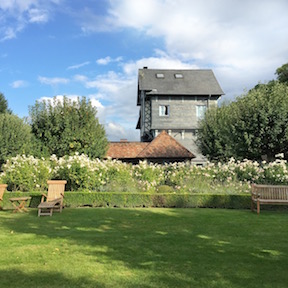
159;105;170;116
196;105;207;120
156;73;164;79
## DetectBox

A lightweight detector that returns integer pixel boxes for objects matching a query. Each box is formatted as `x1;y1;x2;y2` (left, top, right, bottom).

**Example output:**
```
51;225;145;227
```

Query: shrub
1;192;251;209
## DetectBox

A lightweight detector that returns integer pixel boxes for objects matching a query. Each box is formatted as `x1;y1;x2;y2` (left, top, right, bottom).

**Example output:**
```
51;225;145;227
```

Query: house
136;67;224;164
106;130;195;164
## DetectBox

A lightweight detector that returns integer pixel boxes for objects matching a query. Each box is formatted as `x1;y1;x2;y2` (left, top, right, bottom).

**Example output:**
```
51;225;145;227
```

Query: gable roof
138;68;224;100
106;131;195;161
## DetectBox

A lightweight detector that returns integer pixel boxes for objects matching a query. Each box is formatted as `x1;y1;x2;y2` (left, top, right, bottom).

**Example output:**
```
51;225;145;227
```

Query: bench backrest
252;184;288;200
47;180;67;201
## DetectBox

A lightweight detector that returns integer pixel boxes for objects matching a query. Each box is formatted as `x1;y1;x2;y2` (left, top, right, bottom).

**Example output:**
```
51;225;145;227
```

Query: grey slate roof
138;68;224;96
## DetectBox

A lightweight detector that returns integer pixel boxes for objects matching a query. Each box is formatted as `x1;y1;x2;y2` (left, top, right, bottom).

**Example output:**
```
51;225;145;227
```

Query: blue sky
1;0;288;141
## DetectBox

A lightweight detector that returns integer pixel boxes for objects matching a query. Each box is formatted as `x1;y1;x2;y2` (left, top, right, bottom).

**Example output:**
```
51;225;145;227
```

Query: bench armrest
251;191;261;199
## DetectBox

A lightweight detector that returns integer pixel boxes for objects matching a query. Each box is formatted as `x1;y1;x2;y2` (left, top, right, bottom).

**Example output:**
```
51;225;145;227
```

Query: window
174;73;183;79
181;130;185;139
156;73;164;78
196;105;207;120
159;105;169;116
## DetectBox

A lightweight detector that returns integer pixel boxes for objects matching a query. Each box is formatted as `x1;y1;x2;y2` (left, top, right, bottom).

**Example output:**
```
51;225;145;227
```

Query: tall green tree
29;96;108;158
198;82;288;161
0;114;32;166
0;92;12;114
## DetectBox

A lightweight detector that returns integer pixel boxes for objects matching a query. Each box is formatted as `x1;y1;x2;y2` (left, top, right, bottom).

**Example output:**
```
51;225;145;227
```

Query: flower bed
1;154;288;193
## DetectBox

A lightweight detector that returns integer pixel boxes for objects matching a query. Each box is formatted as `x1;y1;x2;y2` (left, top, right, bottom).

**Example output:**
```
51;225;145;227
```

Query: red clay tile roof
106;131;195;160
138;131;195;159
106;142;149;159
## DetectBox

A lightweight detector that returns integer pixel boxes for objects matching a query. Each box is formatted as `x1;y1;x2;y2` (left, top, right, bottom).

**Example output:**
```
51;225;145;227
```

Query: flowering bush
132;161;166;192
1;154;288;193
1;155;51;191
51;154;137;192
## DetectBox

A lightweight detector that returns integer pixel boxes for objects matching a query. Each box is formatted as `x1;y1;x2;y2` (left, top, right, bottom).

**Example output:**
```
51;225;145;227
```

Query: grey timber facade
136;68;224;164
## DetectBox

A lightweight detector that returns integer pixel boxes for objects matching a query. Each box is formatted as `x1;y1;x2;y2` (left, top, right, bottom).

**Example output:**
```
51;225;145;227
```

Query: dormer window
174;73;183;79
156;73;164;79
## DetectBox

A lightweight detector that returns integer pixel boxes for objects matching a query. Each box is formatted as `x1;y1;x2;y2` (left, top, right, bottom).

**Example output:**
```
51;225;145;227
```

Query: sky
1;0;288;141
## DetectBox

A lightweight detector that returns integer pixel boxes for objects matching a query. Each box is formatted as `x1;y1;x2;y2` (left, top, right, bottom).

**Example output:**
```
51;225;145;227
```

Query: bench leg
257;200;260;214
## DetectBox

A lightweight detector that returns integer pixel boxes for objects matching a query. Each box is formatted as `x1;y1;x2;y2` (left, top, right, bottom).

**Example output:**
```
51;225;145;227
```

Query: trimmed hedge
2;191;251;210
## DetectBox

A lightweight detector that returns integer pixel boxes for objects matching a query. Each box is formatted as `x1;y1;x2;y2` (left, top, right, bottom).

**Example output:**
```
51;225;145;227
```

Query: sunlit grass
1;208;288;287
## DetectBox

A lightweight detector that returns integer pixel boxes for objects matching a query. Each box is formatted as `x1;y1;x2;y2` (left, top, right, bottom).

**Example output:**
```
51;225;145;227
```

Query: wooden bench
251;184;288;214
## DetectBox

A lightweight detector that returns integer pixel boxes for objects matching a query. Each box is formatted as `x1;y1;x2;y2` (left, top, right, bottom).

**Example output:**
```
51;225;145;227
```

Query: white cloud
75;7;118;33
0;0;62;41
96;56;123;65
105;122;139;141
28;8;49;23
10;80;28;88
1;27;18;41
107;0;288;99
74;74;88;83
38;76;70;86
67;61;90;70
123;50;197;75
96;56;112;65
73;72;139;130
39;94;75;104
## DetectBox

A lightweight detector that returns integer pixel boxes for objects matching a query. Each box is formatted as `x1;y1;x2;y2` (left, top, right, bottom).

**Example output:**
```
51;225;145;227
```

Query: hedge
2;192;251;210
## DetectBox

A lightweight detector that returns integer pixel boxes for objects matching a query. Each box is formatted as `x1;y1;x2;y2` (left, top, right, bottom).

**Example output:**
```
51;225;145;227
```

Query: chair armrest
41;193;47;203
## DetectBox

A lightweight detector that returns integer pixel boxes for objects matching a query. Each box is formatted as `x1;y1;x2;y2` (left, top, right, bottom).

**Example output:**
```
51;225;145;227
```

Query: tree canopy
29;96;108;158
0;92;11;114
276;62;288;84
0;114;33;166
198;67;288;161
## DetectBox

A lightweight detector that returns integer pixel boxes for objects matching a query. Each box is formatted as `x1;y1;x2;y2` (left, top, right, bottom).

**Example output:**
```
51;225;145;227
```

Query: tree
276;62;288;84
198;82;288;161
29;96;108;158
0;114;33;166
0;92;12;114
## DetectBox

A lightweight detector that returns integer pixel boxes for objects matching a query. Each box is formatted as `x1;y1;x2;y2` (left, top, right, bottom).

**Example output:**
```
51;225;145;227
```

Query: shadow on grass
0;268;105;288
1;208;288;287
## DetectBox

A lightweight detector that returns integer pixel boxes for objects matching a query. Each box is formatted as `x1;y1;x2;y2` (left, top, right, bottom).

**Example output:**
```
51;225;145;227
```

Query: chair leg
257;201;260;214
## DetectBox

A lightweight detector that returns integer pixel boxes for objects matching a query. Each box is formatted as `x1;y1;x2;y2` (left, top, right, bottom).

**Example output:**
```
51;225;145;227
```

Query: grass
0;208;288;288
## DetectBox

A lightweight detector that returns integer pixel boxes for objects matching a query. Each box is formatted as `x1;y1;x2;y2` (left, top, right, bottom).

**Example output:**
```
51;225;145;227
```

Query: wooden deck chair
0;184;8;210
38;180;67;217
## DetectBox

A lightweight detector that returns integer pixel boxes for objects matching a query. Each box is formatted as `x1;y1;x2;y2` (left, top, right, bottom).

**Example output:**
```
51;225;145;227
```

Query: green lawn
0;208;287;288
